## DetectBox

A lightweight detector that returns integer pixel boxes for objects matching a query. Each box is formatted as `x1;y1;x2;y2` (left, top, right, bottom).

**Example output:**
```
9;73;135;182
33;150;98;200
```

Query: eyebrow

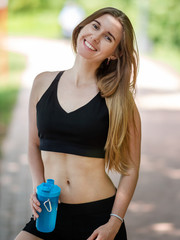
93;19;116;41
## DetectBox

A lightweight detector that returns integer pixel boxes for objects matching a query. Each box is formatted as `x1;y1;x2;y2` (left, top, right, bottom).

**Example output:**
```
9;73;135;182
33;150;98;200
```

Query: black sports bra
36;71;109;158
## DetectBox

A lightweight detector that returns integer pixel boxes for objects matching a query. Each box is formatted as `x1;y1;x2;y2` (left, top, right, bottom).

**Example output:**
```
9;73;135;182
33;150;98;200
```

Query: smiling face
76;14;123;64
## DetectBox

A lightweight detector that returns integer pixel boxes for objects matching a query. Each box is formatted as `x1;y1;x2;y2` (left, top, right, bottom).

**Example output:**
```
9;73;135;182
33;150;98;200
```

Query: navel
66;179;70;185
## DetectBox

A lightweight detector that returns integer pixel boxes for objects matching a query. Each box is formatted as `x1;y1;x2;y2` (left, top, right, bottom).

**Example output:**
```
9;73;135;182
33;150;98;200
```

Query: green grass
0;52;26;155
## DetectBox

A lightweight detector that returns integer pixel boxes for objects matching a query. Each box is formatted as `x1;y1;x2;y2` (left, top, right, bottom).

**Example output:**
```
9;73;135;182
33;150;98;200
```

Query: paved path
0;36;180;240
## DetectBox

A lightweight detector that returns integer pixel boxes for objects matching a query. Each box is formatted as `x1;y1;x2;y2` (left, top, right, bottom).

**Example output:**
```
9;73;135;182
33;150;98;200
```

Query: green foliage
9;0;46;11
149;0;180;50
8;10;60;38
77;0;130;13
0;86;18;124
9;0;66;12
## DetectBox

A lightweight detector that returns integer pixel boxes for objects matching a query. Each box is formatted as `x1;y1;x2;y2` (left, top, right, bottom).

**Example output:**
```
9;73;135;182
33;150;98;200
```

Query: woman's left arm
87;104;141;240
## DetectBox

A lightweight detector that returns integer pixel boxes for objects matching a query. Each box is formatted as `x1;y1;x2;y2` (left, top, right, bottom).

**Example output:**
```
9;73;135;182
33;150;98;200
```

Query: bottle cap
36;179;61;198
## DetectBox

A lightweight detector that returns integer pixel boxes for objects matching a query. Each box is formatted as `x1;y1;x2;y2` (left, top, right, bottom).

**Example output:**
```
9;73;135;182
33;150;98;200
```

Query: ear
110;55;117;60
109;55;117;61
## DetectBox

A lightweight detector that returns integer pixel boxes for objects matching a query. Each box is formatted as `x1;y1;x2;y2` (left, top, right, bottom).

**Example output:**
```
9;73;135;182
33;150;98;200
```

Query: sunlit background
0;0;180;239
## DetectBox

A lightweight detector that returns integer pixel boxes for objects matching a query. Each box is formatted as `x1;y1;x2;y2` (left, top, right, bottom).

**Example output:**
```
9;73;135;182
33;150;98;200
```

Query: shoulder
31;71;60;103
33;71;59;89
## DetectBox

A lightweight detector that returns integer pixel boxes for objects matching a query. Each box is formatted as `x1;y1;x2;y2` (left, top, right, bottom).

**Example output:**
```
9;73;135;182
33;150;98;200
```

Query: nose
91;32;101;43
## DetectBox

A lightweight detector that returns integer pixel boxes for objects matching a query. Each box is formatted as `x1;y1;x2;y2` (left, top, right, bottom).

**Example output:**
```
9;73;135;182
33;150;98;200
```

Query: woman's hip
23;195;127;240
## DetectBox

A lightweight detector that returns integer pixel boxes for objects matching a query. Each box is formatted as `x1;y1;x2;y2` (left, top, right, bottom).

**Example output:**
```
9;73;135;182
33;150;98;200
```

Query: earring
107;58;111;65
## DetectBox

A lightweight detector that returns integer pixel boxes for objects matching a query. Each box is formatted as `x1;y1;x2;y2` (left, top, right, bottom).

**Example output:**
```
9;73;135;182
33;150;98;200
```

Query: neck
70;54;101;87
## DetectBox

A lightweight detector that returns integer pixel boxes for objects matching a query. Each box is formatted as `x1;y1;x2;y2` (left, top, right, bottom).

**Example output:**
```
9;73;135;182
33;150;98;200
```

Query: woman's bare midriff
41;151;116;204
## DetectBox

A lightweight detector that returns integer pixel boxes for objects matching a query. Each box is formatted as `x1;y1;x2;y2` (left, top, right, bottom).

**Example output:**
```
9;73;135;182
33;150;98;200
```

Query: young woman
15;7;141;240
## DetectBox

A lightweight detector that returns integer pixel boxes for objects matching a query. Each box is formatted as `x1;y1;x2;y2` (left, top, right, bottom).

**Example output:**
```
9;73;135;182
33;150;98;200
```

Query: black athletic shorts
23;195;127;240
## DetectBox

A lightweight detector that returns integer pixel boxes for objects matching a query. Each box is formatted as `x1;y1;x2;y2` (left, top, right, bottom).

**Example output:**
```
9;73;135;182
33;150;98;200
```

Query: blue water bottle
36;179;61;233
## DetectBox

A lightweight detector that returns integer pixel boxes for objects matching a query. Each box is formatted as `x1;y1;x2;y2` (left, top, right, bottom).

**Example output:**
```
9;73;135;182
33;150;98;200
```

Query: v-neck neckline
56;71;100;115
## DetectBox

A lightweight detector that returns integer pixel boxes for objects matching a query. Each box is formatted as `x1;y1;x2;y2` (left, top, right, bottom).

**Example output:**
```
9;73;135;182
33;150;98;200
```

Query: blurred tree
77;0;133;15
9;0;134;14
9;0;44;11
148;0;180;50
9;0;66;12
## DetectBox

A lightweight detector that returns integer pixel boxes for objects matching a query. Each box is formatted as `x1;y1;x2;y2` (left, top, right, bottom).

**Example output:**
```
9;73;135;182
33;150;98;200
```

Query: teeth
85;40;96;51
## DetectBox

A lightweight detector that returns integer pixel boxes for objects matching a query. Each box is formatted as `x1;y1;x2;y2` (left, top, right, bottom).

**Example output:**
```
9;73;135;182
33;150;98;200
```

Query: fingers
31;192;40;206
87;231;98;240
30;192;41;220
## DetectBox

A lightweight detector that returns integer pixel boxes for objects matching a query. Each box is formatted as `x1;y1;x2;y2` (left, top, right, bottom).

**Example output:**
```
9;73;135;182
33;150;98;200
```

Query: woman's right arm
28;73;46;219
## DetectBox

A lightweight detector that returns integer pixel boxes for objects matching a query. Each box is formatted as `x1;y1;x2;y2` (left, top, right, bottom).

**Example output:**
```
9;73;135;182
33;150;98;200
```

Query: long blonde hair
72;7;139;175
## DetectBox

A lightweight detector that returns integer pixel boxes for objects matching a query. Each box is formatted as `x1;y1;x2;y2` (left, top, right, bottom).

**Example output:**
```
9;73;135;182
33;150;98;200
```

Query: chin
77;49;94;60
79;54;94;61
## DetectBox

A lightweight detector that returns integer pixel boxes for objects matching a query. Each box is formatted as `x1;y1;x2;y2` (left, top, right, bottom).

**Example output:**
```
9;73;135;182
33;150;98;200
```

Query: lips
84;39;97;51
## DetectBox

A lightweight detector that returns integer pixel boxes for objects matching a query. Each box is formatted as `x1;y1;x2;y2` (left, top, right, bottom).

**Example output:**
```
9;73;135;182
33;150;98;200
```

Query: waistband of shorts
59;195;115;215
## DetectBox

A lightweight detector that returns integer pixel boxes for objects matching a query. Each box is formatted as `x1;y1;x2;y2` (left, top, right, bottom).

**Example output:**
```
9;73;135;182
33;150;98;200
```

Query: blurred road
0;36;180;240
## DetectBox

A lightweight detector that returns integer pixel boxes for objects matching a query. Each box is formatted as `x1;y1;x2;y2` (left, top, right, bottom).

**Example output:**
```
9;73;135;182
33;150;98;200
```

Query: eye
92;23;99;30
105;35;112;42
